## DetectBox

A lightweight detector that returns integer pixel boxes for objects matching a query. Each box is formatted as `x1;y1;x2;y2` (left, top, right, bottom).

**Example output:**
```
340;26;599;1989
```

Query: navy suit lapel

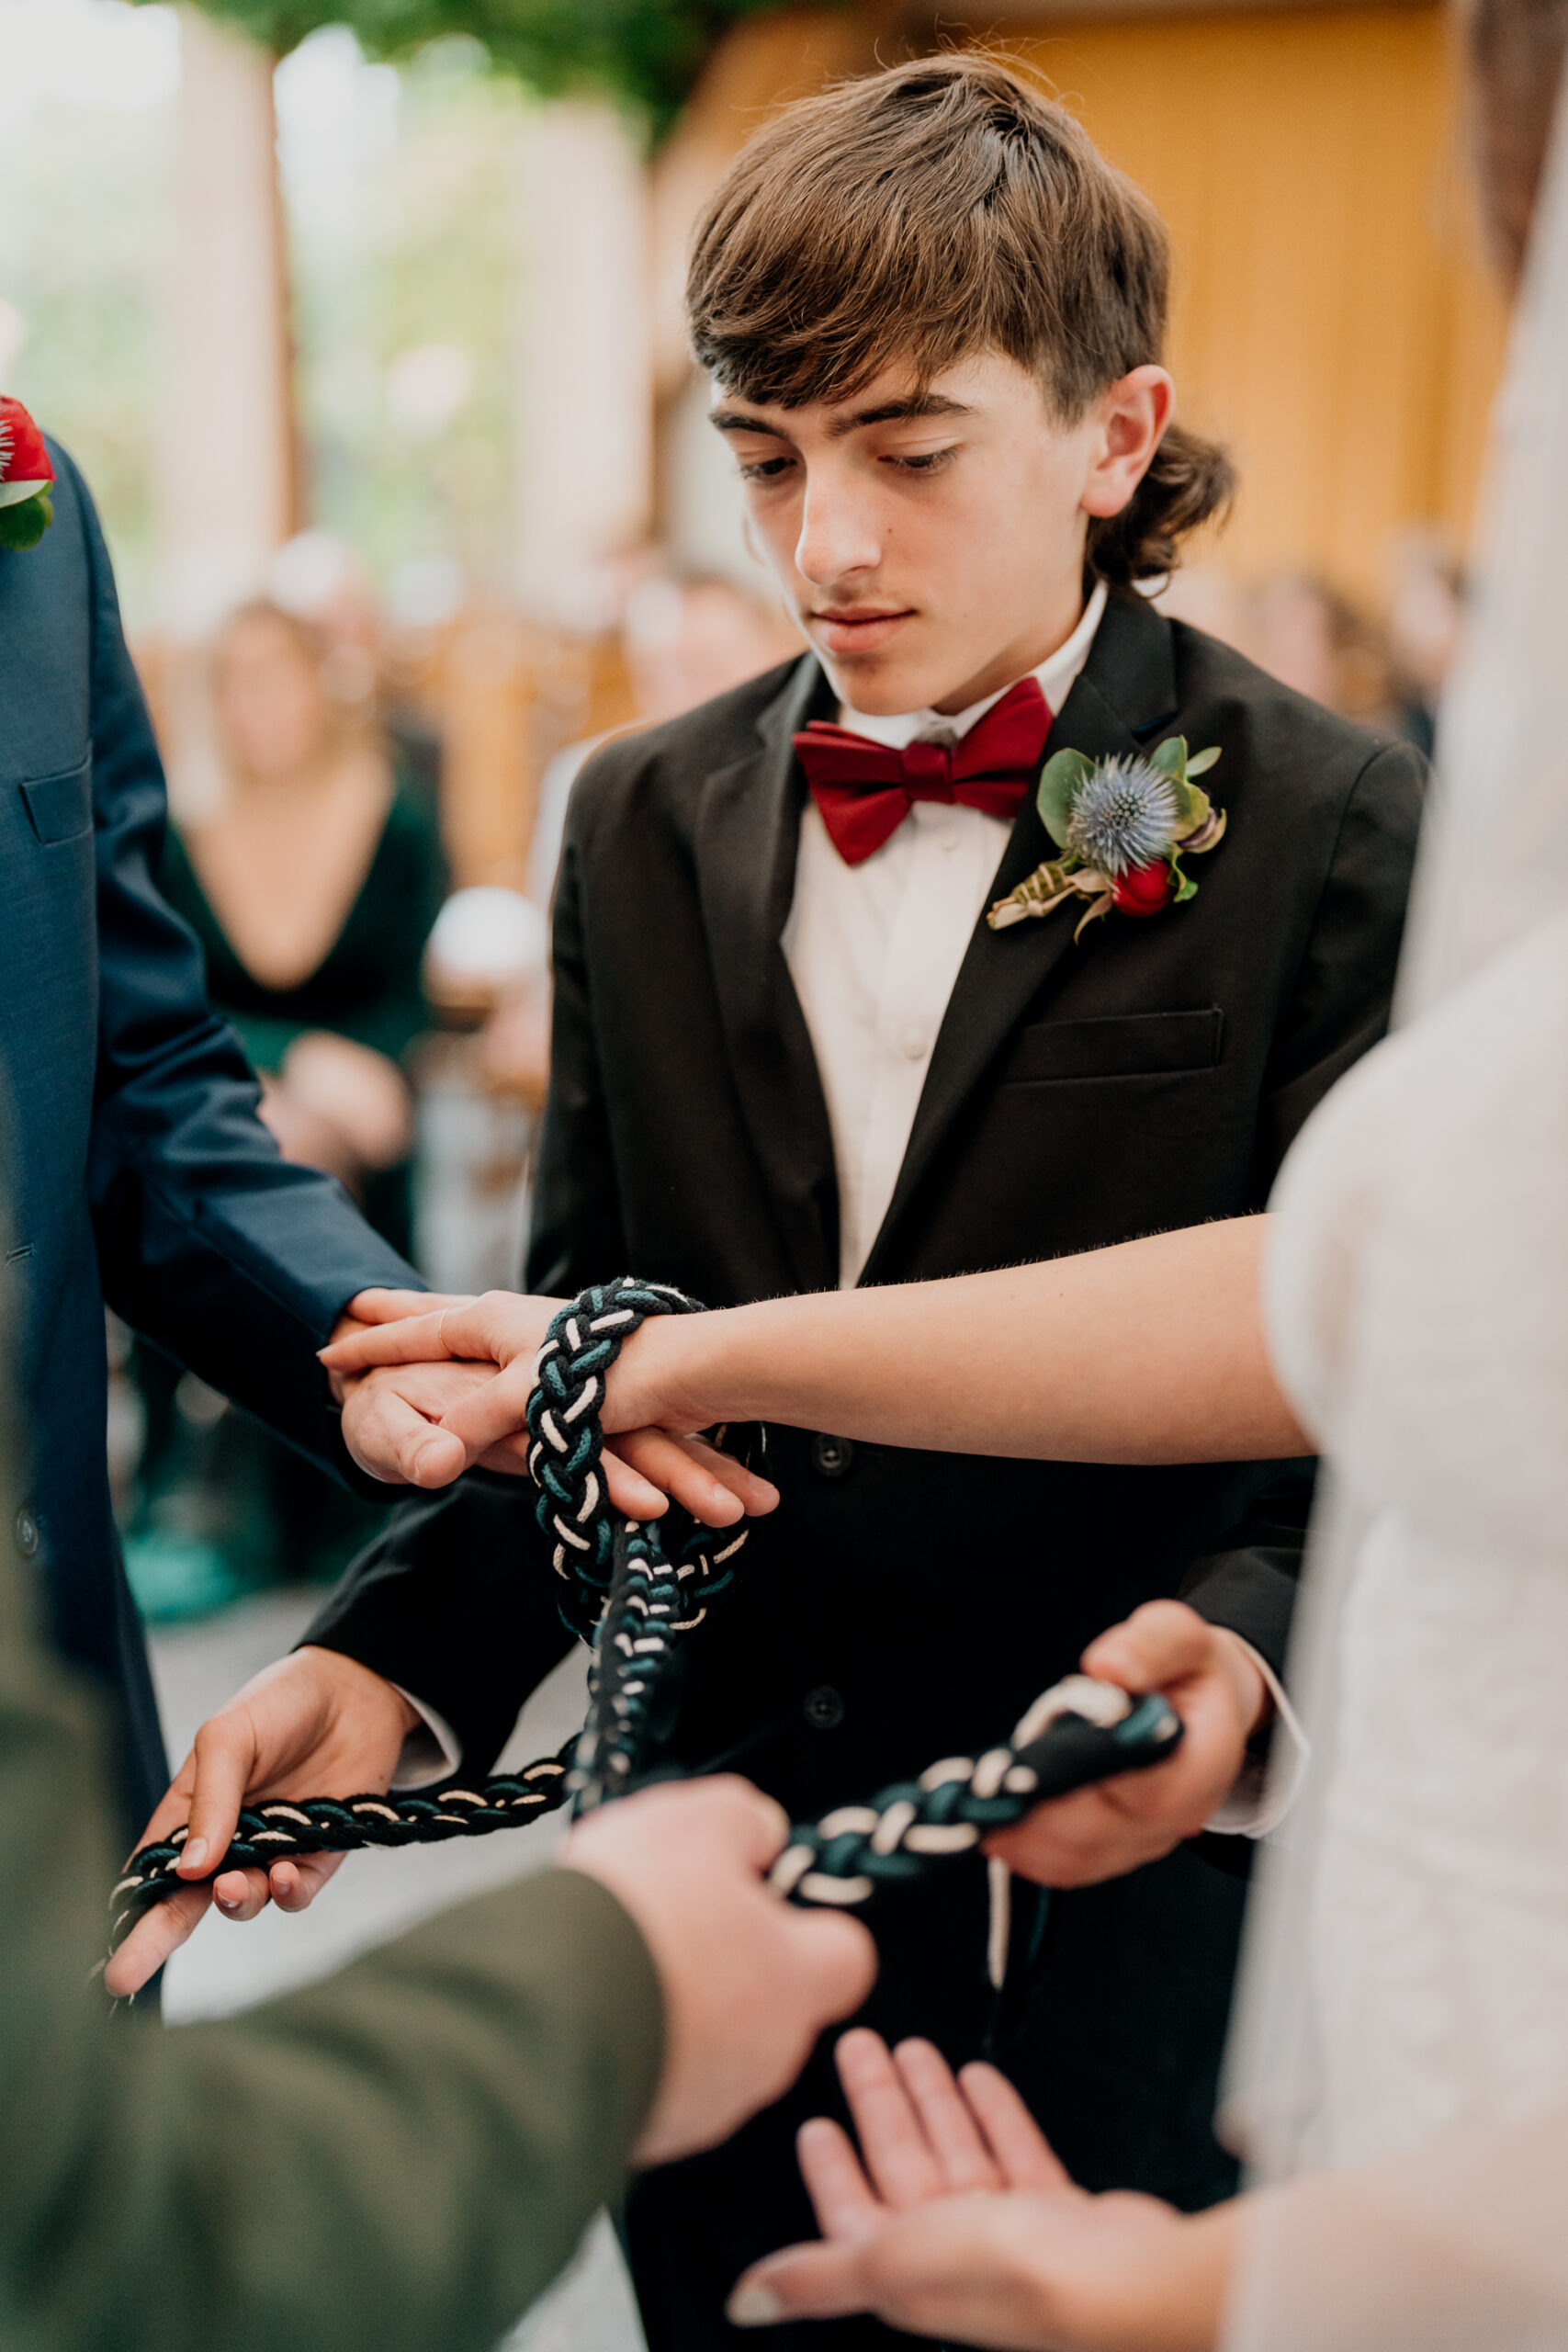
694;655;840;1295
860;593;1180;1286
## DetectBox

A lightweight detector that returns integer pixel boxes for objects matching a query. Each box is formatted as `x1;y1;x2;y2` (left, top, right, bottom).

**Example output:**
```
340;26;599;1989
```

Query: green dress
158;785;445;1160
128;788;446;1614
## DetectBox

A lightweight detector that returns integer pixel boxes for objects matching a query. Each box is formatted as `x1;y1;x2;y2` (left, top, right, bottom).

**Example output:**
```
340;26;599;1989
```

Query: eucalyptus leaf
1186;744;1221;778
1147;736;1188;780
1035;748;1095;847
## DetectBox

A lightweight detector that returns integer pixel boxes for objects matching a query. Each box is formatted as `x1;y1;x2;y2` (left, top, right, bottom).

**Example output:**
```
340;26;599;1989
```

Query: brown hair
686;52;1232;586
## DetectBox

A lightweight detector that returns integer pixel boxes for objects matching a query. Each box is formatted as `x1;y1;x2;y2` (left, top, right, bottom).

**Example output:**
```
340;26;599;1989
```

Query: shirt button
900;1024;928;1059
810;1433;855;1478
804;1684;846;1731
14;1507;39;1561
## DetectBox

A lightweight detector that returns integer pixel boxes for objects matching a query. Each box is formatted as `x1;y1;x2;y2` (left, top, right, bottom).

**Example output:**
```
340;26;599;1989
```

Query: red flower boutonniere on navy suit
988;734;1226;941
0;398;55;552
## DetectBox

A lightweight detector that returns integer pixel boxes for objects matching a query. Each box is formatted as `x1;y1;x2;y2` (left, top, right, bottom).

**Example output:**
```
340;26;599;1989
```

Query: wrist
1213;1628;1273;1739
654;1308;742;1432
1088;2204;1232;2352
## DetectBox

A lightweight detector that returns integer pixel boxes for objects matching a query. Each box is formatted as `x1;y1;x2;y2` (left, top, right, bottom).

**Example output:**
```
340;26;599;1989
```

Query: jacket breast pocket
1000;1006;1224;1083
20;757;94;845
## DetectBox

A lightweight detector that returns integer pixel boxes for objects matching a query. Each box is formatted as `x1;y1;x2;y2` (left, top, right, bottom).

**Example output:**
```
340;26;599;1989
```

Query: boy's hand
562;1781;875;2165
984;1601;1269;1890
322;1291;779;1528
726;2030;1222;2351
103;1647;417;1998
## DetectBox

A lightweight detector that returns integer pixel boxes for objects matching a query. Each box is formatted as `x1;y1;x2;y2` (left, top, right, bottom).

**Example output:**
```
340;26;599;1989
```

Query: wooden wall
998;6;1508;601
664;2;1511;607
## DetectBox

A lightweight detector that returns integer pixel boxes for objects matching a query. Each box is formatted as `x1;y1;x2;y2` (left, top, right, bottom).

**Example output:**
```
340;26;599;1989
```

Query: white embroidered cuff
1203;1635;1309;1838
389;1685;463;1789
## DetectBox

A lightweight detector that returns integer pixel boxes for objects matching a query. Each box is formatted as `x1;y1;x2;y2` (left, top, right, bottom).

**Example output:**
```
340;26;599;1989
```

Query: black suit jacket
310;591;1421;2210
0;444;419;1832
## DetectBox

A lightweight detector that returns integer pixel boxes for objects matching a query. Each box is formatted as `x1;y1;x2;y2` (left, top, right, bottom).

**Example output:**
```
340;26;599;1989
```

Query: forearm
655;1218;1308;1464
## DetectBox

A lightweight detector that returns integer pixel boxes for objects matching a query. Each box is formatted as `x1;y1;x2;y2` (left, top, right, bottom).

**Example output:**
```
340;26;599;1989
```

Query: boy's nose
794;482;882;588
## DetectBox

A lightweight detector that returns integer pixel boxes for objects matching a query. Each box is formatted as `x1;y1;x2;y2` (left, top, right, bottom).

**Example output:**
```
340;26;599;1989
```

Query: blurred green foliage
0;92;172;617
288;39;525;590
145;0;801;131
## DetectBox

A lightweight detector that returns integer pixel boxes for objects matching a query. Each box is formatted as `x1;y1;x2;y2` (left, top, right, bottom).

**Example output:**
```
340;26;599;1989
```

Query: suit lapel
695;655;840;1294
861;593;1181;1285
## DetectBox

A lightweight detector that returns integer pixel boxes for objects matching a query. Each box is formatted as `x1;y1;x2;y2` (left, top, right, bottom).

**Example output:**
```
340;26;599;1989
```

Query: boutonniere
988;736;1225;940
0;398;55;552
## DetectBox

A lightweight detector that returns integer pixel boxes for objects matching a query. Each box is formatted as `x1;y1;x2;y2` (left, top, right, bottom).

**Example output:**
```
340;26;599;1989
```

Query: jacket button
804;1684;845;1731
810;1433;854;1478
14;1507;39;1561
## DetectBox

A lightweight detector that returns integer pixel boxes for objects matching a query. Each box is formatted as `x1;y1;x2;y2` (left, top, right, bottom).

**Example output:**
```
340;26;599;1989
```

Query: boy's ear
1079;366;1174;520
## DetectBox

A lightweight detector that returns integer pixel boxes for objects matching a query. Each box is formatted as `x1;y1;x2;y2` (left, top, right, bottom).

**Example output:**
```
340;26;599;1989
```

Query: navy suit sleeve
64;449;421;1475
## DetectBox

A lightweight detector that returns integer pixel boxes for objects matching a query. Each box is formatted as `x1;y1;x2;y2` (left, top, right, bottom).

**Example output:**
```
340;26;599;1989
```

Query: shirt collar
837;581;1108;749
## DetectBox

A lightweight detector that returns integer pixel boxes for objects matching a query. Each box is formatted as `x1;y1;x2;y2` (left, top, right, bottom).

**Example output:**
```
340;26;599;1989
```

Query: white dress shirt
394;578;1306;1836
783;583;1107;1290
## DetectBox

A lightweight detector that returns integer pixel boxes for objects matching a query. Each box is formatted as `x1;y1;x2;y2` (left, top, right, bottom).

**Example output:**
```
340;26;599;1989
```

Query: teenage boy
123;52;1420;2352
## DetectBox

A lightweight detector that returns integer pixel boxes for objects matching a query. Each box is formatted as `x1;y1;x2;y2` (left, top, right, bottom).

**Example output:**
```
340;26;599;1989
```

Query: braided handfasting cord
109;1277;1182;1949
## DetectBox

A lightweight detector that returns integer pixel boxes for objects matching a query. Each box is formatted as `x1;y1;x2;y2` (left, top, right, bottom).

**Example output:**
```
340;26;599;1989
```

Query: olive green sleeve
0;1530;663;2352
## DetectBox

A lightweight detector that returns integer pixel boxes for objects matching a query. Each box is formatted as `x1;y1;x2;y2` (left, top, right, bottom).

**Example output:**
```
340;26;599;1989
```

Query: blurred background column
156;6;296;638
513;100;652;615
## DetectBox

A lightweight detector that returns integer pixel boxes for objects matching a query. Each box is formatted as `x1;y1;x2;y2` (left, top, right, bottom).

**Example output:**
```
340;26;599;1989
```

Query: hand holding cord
108;1279;1180;1958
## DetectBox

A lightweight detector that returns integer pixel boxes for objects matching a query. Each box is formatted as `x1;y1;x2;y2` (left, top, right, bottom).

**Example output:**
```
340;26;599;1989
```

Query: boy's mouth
809;605;916;657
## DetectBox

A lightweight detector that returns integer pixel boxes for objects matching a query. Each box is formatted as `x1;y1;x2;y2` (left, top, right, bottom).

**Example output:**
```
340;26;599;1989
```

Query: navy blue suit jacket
0;443;419;1832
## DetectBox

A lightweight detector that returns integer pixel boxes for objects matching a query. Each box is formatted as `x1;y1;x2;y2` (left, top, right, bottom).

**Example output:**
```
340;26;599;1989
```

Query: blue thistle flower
1064;757;1180;876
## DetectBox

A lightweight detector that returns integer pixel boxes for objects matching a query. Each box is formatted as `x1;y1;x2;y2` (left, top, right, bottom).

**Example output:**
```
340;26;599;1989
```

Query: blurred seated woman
161;599;443;1252
130;602;442;1614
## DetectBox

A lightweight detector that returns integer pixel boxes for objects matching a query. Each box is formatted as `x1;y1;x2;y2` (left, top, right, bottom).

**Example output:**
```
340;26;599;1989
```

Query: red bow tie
794;675;1052;866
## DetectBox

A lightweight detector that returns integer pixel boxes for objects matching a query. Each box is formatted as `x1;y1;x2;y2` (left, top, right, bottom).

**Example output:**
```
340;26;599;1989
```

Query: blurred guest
1387;534;1466;755
479;571;796;1108
269;528;445;825
162;599;444;1252
1250;571;1398;726
525;571;798;909
130;600;444;1611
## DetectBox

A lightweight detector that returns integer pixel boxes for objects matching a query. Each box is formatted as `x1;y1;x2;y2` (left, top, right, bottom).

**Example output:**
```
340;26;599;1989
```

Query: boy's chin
820;645;949;718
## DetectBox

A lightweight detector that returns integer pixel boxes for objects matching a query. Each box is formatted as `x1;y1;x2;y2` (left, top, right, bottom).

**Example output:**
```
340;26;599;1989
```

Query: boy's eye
886;446;958;475
737;454;795;482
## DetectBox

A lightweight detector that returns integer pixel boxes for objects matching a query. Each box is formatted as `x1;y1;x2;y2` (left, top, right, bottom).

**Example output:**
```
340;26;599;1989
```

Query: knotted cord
109;1278;1180;1952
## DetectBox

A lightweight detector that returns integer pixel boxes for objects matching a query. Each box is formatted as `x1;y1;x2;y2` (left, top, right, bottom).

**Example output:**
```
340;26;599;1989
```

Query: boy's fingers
835;2030;946;2208
103;1883;212;1997
1081;1598;1210;1690
180;1716;264;1876
212;1866;271;1922
612;1430;744;1525
891;2040;1004;2194
796;2116;885;2241
600;1449;673;1520
268;1851;347;1912
955;2063;1073;2191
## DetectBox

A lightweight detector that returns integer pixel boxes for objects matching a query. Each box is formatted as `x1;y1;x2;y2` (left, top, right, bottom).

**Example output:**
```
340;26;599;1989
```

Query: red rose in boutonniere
987;735;1226;941
0;397;56;552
